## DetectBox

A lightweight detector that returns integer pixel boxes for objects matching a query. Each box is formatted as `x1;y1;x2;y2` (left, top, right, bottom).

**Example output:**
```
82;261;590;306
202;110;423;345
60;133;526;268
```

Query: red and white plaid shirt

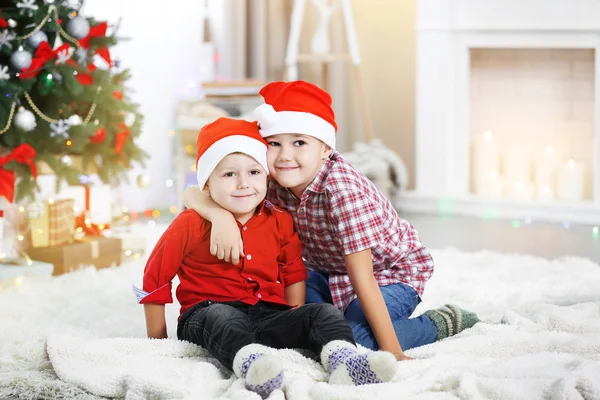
267;152;435;312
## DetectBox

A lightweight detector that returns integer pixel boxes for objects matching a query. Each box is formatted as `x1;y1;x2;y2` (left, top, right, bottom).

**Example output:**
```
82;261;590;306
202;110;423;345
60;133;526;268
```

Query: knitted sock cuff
320;340;357;372
426;305;481;341
233;343;270;379
424;309;449;341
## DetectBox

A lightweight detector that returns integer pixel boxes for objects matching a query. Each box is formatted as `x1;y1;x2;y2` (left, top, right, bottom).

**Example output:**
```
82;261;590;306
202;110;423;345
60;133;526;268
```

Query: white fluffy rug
1;226;600;399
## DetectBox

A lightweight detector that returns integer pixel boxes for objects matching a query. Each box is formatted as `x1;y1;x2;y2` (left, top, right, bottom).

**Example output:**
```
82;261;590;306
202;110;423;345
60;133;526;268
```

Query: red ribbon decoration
114;122;130;155
77;22;112;68
19;41;94;85
95;47;112;67
0;144;38;203
74;185;110;236
78;22;107;49
0;10;7;29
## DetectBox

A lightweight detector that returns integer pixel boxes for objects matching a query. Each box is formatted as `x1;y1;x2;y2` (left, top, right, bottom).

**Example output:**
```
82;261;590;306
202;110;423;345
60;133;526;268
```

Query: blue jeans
305;271;437;351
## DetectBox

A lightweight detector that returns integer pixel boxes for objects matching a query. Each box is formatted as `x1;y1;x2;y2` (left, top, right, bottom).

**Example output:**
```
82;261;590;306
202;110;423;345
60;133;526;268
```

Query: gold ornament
137;173;152;189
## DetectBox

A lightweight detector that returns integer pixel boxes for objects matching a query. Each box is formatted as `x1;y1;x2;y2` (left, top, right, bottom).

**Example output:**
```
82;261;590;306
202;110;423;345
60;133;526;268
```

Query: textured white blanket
3;244;600;399
46;301;600;400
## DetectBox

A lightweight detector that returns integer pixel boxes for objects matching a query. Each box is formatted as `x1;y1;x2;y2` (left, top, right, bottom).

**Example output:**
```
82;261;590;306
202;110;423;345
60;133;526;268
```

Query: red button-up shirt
267;152;435;312
138;201;307;316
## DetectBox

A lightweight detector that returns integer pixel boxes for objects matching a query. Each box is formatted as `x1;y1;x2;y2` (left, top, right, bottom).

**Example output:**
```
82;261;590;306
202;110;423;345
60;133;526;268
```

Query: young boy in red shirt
183;81;480;361
134;118;398;398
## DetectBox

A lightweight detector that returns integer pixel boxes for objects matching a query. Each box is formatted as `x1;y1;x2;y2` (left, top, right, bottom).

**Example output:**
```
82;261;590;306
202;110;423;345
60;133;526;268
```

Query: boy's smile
266;134;332;198
206;153;267;224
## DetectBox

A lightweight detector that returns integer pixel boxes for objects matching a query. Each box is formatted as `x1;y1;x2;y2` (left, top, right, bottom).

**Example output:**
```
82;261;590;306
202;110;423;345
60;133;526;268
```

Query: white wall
81;0;206;211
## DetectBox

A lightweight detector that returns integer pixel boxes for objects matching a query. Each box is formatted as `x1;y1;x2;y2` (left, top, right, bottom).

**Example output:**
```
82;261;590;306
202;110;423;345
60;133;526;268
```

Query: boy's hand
210;213;244;264
394;353;414;361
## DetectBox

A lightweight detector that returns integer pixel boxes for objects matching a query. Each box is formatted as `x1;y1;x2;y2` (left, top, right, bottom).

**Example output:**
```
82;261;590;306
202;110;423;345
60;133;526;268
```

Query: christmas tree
0;0;147;203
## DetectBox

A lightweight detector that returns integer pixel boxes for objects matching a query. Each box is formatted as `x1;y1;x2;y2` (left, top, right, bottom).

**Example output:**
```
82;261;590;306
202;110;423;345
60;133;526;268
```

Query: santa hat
253;81;338;150
195;118;269;189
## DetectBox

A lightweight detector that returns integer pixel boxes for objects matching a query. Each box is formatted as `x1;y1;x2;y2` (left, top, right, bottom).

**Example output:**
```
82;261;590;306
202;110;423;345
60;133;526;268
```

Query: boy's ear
322;145;333;160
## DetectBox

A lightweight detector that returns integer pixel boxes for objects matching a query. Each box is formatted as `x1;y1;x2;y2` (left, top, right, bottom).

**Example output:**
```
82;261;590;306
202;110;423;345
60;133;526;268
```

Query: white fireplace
400;0;600;224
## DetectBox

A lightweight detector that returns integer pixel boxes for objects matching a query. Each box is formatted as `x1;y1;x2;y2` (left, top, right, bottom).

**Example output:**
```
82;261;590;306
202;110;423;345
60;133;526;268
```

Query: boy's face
206;153;267;220
265;134;332;197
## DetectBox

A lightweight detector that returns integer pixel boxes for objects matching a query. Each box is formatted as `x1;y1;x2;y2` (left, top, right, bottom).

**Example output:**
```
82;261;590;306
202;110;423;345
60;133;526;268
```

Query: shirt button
243;226;248;231
246;254;252;260
257;293;262;299
298;208;305;213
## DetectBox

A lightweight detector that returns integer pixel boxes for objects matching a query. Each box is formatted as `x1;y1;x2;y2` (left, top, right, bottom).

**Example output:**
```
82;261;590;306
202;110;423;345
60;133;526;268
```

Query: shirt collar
255;199;283;215
305;152;338;194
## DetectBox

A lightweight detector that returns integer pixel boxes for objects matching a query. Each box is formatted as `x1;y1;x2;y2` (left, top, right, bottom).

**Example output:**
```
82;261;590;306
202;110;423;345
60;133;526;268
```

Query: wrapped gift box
27;237;122;276
36;176;113;225
29;199;75;248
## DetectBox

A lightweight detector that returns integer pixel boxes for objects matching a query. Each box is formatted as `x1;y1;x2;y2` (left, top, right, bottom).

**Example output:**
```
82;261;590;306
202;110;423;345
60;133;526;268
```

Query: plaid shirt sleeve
277;211;308;286
327;190;386;255
396;219;435;283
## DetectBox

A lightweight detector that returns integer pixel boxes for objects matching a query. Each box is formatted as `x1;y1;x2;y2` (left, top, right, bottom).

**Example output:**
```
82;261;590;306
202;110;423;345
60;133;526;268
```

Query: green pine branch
1;0;149;202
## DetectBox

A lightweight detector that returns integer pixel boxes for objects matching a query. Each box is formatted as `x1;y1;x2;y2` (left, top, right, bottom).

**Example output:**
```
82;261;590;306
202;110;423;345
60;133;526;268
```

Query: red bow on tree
0;144;38;203
19;41;94;85
114;122;131;155
79;22;112;67
0;10;8;29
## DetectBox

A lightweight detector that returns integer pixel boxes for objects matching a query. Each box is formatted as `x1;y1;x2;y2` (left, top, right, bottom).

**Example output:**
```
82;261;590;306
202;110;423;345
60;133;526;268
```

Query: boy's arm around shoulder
183;185;244;265
276;209;308;307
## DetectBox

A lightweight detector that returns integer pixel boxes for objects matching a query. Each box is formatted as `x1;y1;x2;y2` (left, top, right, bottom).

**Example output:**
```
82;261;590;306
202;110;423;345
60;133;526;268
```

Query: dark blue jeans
305;271;437;351
177;300;355;371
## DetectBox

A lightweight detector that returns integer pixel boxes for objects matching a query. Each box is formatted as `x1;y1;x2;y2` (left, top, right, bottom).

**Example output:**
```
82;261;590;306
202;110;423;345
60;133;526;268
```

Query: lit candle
503;144;532;183
475;170;504;197
473;131;501;193
534;144;558;200
505;180;535;201
556;159;585;201
536;183;555;201
534;145;558;185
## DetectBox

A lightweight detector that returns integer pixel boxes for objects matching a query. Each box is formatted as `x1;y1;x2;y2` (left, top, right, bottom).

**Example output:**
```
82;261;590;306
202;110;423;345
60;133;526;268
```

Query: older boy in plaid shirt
184;81;480;360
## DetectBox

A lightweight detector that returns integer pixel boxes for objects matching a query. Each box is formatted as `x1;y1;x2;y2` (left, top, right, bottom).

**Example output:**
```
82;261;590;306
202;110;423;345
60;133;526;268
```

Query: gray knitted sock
425;304;480;341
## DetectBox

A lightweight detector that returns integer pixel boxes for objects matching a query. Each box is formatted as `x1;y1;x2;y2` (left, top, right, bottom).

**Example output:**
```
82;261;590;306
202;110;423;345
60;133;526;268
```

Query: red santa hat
253;80;338;150
195;118;269;189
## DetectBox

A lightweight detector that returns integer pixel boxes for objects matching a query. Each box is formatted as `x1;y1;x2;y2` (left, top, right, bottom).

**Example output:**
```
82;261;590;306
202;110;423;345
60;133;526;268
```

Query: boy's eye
223;172;236;177
293;140;306;146
267;141;280;146
249;169;262;175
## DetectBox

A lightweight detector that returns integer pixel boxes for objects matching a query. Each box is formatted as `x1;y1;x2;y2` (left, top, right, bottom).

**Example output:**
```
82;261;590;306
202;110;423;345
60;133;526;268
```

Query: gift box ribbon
75;185;110;237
